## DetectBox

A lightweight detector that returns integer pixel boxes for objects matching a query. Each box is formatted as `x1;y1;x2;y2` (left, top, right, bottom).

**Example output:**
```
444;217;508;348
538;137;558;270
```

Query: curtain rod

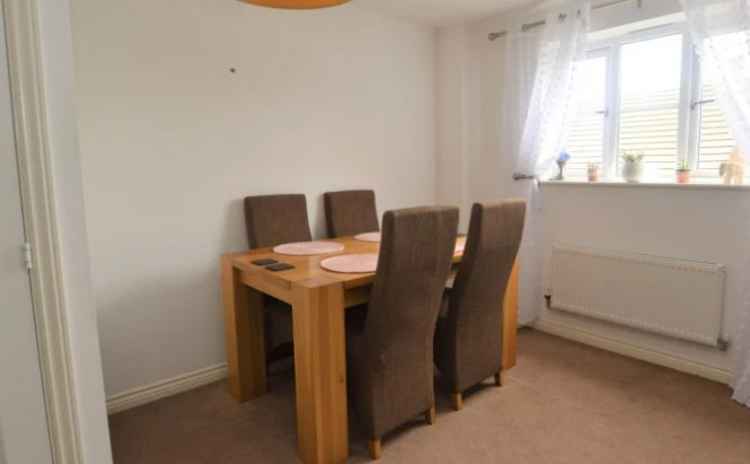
488;0;642;41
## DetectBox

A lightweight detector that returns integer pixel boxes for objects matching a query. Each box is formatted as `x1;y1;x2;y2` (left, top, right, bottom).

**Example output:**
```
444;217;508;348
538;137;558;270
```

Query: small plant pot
676;169;691;184
554;160;567;181
622;161;643;183
587;165;600;182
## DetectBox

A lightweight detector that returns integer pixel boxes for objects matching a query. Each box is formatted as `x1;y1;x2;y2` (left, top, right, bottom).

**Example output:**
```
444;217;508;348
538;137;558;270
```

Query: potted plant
622;151;644;183
719;147;745;185
587;163;600;182
676;160;691;184
554;150;571;181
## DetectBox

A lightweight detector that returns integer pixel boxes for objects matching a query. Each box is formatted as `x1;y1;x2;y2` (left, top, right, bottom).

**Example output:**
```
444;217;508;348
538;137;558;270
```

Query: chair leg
425;405;436;425
494;371;503;387
368;439;382;460
451;392;463;411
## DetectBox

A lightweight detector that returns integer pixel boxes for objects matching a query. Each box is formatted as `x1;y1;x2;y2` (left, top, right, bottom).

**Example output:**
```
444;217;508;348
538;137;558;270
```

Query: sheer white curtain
514;2;591;181
502;21;543;326
682;0;750;407
503;0;591;324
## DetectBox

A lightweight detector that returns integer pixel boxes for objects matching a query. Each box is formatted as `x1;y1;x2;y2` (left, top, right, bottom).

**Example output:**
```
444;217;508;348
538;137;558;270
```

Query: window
566;55;608;179
563;26;737;182
618;34;683;177
695;78;735;178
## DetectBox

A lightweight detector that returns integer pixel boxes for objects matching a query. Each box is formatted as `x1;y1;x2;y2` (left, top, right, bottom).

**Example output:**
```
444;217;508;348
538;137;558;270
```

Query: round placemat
354;232;381;243
320;253;378;274
272;241;345;256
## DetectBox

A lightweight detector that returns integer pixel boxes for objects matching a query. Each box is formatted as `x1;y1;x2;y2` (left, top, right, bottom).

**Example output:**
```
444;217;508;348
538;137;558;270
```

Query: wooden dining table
221;236;519;464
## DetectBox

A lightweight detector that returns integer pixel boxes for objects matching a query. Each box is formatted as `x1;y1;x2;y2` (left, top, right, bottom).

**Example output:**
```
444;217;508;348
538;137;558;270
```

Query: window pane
695;71;737;179
618;34;683;178
565;55;607;179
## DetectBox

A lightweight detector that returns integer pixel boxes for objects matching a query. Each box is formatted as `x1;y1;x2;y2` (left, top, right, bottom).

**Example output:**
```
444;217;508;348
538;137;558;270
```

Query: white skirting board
533;318;732;385
106;363;228;415
106;320;734;415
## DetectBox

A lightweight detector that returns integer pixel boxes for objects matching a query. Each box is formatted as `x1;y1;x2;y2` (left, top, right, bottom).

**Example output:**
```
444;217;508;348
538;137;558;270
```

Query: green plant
622;150;644;163
676;159;691;172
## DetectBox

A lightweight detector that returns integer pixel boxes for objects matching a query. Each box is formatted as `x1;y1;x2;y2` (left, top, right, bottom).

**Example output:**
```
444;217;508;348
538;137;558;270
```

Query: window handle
595;109;609;117
691;98;716;110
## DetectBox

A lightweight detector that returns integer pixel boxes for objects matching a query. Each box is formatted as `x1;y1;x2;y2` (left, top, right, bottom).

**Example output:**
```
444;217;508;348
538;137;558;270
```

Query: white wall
437;0;745;378
436;25;473;232
36;0;113;461
541;184;749;375
71;0;437;397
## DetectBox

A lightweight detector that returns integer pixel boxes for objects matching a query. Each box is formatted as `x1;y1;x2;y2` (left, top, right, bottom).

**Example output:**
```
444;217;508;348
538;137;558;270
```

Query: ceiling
354;0;537;27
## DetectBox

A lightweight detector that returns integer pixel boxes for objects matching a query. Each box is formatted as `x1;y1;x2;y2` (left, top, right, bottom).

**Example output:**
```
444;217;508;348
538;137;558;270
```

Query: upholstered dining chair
347;206;459;460
244;194;312;249
435;200;526;411
323;189;379;238
243;194;312;369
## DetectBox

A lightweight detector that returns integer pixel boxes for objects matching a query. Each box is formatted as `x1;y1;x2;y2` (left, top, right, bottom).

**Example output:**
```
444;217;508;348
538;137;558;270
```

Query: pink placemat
272;241;345;256
320;254;379;274
354;232;381;243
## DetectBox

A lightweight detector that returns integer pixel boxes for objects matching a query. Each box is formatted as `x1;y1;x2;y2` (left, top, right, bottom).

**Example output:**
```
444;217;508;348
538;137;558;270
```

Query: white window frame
687;45;724;177
577;22;726;181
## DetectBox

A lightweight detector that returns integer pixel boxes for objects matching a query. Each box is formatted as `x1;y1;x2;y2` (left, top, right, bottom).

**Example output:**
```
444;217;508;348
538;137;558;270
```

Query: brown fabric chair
243;194;312;367
323;190;379;238
244;194;312;248
435;200;526;411
347;206;459;460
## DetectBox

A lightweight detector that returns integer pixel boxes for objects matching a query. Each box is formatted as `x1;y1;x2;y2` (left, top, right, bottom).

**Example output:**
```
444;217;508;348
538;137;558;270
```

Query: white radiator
549;244;727;348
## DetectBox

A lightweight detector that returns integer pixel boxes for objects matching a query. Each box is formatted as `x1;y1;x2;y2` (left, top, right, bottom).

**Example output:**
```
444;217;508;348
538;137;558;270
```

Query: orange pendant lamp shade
242;0;351;9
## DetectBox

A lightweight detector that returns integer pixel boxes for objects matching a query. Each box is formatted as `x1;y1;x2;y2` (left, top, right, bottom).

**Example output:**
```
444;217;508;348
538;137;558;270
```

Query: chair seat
345;304;369;368
263;297;291;342
346;329;366;371
265;296;291;313
345;304;368;334
345;306;368;404
264;297;293;366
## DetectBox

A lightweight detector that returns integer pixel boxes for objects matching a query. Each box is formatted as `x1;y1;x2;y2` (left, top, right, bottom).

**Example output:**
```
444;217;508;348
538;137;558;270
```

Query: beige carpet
108;329;750;463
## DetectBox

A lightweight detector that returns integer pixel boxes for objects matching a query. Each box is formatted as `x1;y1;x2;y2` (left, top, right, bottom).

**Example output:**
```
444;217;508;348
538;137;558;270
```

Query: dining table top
227;235;467;291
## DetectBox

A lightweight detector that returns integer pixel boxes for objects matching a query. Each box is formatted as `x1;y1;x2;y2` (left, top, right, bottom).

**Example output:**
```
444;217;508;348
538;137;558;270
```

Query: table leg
221;255;267;401
292;280;349;464
502;259;520;372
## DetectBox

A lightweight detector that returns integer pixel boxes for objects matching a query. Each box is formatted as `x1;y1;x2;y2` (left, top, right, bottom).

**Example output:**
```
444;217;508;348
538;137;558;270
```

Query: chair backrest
445;200;526;391
323;190;379;238
361;206;458;436
244;194;312;249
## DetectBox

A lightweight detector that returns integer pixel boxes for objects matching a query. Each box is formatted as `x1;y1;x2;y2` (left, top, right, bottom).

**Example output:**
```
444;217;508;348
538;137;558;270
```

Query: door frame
3;0;83;462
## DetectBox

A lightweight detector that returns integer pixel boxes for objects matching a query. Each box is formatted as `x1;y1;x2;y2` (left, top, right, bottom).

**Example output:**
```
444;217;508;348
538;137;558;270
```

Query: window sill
540;179;750;192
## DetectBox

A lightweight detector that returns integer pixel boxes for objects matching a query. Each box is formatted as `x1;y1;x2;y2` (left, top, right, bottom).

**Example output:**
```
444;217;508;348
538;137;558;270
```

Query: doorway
0;5;54;464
